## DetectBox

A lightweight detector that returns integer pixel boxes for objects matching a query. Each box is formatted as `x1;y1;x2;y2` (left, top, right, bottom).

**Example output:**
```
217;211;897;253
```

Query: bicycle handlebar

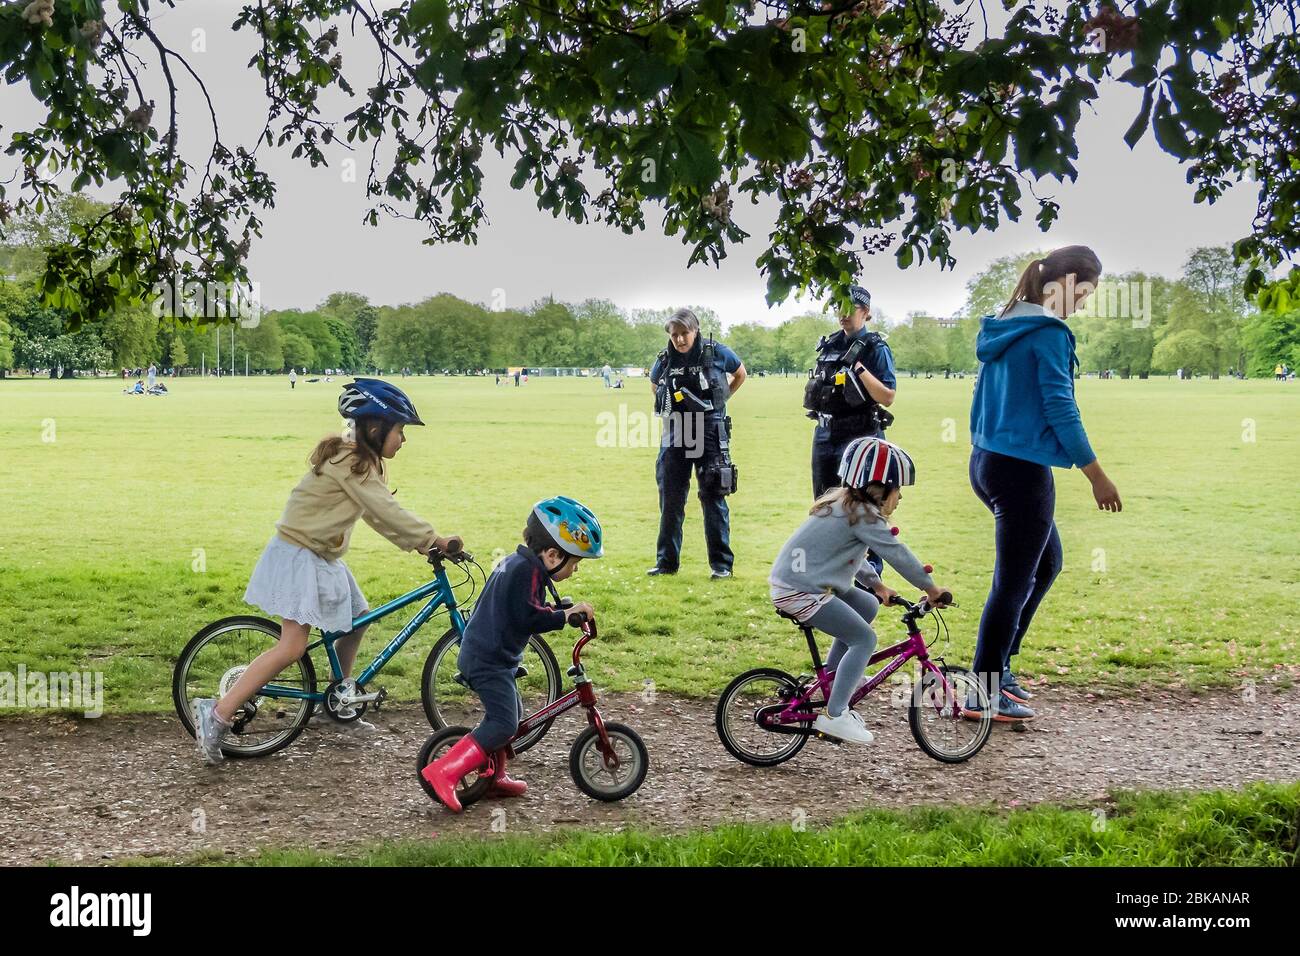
426;538;472;565
885;591;956;614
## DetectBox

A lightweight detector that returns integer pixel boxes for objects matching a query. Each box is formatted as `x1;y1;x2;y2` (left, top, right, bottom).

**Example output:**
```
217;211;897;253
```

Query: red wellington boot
486;748;528;799
421;734;488;813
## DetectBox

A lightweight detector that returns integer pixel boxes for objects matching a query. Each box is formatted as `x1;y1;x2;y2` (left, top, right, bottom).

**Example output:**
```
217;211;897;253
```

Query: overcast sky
0;1;1263;327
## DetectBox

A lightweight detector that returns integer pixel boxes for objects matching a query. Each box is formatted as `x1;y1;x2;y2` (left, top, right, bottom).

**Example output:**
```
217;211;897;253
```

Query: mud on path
3;686;1298;865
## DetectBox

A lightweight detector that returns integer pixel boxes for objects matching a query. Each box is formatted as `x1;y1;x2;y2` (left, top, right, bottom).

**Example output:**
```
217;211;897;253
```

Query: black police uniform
807;325;897;497
650;337;741;574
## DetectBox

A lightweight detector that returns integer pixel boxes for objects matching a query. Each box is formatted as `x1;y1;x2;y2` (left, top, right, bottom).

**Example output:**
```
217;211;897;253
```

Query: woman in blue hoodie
966;246;1122;722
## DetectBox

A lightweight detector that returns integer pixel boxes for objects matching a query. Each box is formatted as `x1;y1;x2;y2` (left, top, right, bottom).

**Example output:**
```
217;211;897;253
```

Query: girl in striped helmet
768;436;950;746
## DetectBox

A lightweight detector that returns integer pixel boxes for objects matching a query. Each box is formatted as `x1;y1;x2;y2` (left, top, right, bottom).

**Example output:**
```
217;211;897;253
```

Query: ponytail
999;245;1102;317
309;416;390;477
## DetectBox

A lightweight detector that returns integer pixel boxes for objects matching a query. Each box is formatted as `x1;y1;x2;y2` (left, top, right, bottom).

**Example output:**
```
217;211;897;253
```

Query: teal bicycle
172;544;563;759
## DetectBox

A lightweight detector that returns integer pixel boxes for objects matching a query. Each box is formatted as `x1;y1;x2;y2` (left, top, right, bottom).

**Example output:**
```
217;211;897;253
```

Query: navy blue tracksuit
457;545;566;751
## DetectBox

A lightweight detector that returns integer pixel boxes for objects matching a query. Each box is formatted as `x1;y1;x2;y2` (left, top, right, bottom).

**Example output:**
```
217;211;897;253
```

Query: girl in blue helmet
421;496;602;812
191;379;461;764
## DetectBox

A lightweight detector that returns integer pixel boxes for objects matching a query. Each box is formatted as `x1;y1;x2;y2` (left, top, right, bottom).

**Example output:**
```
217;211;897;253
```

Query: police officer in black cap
806;284;897;563
648;308;747;579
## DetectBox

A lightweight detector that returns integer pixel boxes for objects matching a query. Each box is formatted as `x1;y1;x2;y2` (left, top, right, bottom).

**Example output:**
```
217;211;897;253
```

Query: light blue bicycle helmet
531;496;604;559
338;378;424;426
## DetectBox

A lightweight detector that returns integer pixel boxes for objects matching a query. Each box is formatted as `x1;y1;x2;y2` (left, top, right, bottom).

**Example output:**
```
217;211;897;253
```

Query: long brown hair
999;245;1103;317
309;416;390;477
810;483;889;526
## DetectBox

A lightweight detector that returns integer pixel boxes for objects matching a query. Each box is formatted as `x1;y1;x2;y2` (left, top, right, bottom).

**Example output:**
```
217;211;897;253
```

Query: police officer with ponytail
648;309;746;579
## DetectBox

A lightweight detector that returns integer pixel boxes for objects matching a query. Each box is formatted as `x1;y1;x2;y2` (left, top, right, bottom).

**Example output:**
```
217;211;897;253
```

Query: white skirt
244;536;368;634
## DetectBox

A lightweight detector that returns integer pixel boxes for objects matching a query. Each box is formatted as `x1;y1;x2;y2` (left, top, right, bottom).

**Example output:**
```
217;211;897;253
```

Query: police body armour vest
804;330;880;417
658;337;729;416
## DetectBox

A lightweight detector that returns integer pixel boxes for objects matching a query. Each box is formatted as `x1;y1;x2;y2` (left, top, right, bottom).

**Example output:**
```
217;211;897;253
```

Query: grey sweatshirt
769;499;936;596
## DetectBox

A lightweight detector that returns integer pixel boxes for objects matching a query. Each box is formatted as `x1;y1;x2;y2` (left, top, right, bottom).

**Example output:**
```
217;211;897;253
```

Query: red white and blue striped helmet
837;437;916;489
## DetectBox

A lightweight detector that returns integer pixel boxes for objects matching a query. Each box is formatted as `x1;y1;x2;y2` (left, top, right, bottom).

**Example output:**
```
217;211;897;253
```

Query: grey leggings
808;587;880;717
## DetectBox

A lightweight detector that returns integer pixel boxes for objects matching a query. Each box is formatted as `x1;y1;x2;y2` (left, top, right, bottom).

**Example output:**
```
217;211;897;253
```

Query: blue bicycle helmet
531;496;604;559
338;378;424;426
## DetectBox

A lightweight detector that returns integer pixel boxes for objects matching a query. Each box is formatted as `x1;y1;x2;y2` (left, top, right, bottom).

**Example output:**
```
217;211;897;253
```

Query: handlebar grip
442;536;463;556
567;611;589;627
937;591;953;606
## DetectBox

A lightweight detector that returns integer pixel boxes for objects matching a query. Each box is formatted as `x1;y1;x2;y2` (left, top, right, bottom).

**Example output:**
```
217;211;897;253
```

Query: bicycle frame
259;560;469;703
761;610;953;731
503;622;618;766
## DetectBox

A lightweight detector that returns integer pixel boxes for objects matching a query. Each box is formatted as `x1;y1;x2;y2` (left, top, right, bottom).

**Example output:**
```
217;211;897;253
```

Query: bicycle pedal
373;687;388;711
814;731;843;745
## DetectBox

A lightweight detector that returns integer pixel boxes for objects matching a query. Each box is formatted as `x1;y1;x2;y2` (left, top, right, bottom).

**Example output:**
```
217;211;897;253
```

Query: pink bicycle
716;591;992;765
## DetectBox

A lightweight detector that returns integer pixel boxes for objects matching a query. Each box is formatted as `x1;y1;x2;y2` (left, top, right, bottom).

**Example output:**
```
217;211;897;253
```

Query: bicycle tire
715;668;812;767
420;627;561;753
173;615;317;759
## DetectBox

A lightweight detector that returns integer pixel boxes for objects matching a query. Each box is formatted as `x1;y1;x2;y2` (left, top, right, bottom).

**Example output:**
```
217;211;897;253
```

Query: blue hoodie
969;302;1095;469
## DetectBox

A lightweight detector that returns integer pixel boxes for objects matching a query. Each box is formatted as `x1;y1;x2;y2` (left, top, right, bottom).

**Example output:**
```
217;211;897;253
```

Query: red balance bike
417;607;649;807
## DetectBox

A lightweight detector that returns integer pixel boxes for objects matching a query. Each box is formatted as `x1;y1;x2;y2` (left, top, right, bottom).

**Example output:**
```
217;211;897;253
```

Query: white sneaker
813;709;874;745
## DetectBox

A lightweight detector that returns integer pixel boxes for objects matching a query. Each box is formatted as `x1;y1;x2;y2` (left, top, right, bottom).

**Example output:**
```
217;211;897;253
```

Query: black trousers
655;416;733;572
968;447;1063;682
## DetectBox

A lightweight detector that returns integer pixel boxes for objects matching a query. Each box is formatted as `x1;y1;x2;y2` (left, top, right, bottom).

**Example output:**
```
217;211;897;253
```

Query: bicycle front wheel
909;665;992;763
173;616;317;759
420;628;561;753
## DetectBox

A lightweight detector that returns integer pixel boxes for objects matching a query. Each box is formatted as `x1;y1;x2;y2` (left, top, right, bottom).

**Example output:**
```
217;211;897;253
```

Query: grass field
1;373;1297;713
164;782;1299;867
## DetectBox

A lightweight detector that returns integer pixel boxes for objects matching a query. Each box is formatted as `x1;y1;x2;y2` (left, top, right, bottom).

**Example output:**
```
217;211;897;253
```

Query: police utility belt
655;338;738;496
803;332;894;434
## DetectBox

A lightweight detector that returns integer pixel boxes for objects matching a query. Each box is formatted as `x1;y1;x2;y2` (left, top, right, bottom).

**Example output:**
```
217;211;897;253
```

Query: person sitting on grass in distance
421;496;602;812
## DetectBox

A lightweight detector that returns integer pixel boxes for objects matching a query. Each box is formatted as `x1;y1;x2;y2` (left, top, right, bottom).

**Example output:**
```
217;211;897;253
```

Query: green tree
102;306;159;370
959;251;1047;320
277;310;341;369
281;331;315;371
1157;247;1250;377
4;2;1294;324
771;313;838;374
944;317;979;372
0;317;12;375
238;313;285;371
891;314;948;373
325;315;362;370
353;305;379;365
168;335;188;369
724;321;777;373
1239;308;1300;377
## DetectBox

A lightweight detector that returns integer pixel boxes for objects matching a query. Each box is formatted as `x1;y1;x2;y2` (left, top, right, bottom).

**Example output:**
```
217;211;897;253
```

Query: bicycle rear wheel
909;665;991;763
715;668;813;766
416;726;491;808
420;628;561;753
173;616;317;758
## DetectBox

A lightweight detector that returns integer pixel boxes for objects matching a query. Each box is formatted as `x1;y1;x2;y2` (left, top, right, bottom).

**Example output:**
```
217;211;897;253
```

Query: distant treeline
3;221;1298;381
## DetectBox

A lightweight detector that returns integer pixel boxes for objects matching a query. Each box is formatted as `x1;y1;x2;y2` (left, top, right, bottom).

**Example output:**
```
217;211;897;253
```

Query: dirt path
3;686;1298;865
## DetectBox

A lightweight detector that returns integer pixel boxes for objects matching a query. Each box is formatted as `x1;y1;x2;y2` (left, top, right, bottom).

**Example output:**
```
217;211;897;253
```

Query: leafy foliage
1;1;1295;325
